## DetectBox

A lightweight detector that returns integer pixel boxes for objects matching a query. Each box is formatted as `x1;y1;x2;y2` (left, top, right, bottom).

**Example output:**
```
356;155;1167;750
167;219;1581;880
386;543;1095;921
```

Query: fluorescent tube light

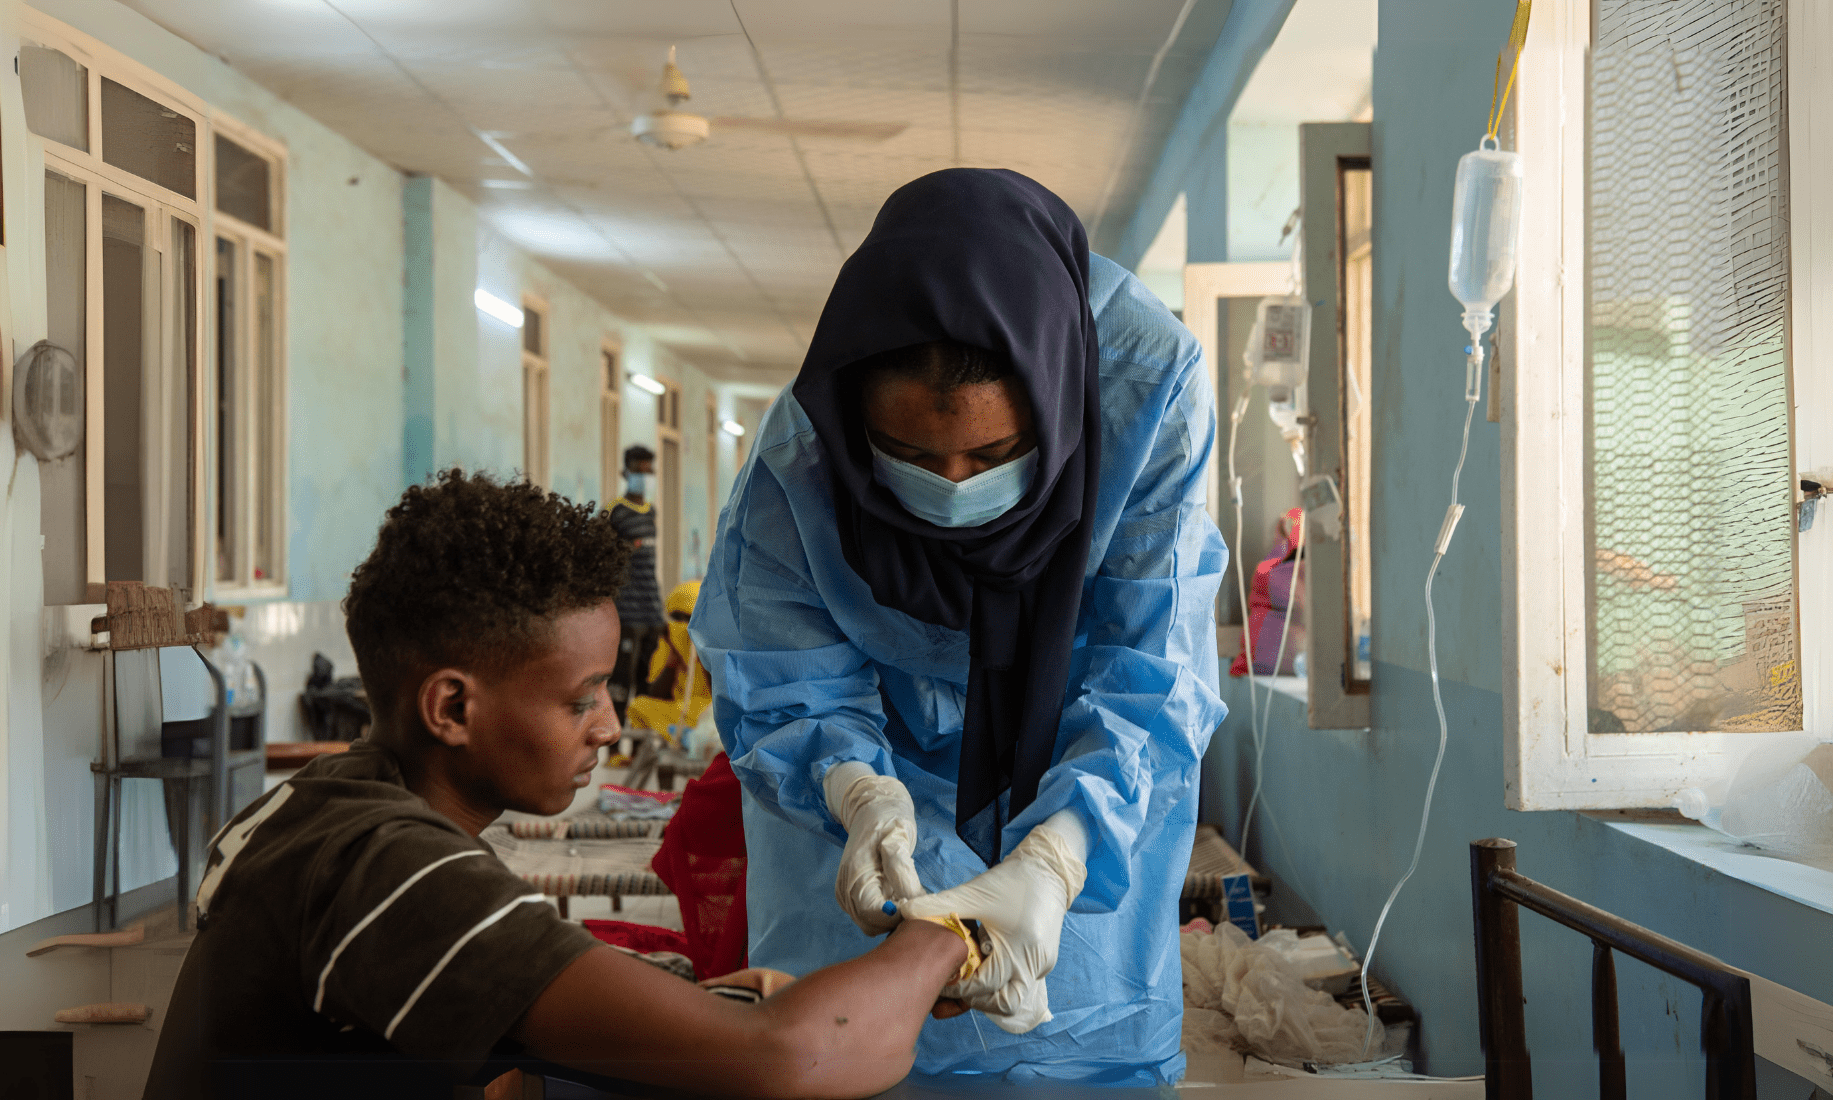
474;289;524;327
721;419;746;437
629;373;667;396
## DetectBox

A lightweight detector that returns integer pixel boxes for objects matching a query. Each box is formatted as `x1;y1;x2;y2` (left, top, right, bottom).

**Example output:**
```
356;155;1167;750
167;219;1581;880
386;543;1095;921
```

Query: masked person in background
692;169;1227;1084
627;580;711;740
608;446;665;723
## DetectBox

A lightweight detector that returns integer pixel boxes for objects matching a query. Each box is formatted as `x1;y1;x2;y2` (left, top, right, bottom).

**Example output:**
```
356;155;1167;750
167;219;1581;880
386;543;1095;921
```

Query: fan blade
711;117;908;142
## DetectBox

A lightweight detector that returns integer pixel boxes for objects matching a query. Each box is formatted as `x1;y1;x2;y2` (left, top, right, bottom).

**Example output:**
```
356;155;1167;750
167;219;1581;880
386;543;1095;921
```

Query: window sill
211;583;289;603
1227;673;1308;702
1588;812;1833;918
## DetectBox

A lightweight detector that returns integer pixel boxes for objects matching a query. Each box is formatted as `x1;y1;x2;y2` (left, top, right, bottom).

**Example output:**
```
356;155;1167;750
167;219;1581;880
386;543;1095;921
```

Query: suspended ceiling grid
122;0;1238;384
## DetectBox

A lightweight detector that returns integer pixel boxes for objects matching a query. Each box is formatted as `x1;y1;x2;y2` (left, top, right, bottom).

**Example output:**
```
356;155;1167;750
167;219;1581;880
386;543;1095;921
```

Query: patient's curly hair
343;469;631;713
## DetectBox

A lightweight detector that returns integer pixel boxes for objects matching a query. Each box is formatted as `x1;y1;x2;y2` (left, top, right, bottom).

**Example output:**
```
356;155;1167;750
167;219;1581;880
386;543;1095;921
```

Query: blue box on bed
1222;872;1259;940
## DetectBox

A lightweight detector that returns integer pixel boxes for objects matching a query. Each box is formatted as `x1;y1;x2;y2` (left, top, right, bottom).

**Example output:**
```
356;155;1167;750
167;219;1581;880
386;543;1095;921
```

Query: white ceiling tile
959;0;1192;46
534;1;742;40
121;0;1267;365
730;0;951;38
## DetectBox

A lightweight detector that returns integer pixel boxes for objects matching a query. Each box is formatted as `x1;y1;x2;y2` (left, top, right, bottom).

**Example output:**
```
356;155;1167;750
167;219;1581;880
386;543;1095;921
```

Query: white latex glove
898;809;1089;1034
825;761;927;935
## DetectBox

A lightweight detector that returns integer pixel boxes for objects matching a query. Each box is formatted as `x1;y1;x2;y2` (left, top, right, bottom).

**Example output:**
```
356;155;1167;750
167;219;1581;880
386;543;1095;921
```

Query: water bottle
1676;741;1833;860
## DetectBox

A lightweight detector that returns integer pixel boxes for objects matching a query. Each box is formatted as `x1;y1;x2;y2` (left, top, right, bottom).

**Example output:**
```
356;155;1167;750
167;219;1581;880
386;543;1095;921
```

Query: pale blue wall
1183;2;1832;1094
402;176;726;580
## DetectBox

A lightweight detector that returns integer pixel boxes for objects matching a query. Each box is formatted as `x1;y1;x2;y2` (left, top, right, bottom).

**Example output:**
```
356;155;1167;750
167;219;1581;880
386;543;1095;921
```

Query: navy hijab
792;169;1101;866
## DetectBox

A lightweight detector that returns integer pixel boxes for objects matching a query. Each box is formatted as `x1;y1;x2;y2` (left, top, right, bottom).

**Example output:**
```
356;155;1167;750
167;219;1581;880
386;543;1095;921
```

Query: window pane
101;78;196;198
253;251;278;583
42;171;88;603
524;363;547;487
1340;164;1374;684
216;237;240;583
167;217;197;593
602;393;619;507
214;134;271;231
102;194;148;582
660;436;681;592
1586;0;1797;733
21;45;88;151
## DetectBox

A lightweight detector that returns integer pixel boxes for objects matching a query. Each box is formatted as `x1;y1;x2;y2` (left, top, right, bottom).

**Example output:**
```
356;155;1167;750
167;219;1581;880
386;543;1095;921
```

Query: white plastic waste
1180;922;1386;1067
1676;742;1833;860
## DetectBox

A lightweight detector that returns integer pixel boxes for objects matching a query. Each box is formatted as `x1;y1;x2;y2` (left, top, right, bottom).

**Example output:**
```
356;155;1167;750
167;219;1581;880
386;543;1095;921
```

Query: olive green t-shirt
143;741;597;1100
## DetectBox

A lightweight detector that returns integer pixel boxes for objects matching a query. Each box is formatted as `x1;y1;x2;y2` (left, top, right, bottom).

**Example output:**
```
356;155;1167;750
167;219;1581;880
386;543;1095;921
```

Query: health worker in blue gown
691;168;1227;1084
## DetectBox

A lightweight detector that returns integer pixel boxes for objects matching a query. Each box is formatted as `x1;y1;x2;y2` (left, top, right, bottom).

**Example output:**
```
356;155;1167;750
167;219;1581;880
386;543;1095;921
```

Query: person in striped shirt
144;470;969;1100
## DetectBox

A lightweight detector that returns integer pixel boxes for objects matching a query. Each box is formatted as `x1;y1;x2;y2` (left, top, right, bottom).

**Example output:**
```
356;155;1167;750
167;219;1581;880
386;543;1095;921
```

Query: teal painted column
402;175;436;486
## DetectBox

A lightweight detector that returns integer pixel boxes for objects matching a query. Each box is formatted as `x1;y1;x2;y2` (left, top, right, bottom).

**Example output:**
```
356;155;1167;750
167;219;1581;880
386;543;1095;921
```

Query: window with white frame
211;124;287;593
601;342;621;506
655;375;683;594
1505;0;1828;808
522;296;550;489
20;24;210;605
1299;122;1374;728
1180;262;1312;684
705;392;719;569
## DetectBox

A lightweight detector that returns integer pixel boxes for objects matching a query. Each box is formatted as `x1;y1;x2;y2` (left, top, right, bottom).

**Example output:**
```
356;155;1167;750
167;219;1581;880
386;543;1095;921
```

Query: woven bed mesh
1586;0;1799;734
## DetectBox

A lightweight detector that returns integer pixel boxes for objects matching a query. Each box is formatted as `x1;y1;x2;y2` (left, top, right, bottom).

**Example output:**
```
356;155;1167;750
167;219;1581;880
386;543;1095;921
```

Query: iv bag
1243;295;1310;388
1447;147;1525;314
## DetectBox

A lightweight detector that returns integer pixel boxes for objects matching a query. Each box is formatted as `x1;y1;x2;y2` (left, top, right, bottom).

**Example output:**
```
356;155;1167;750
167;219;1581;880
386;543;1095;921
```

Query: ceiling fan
631;45;909;150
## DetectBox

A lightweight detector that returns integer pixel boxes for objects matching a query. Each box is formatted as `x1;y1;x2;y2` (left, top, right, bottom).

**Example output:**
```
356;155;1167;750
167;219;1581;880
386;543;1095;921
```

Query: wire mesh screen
1586;0;1797;734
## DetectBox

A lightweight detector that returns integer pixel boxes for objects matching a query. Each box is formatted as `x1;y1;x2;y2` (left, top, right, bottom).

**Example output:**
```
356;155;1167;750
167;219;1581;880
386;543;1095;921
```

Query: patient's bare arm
513;918;968;1099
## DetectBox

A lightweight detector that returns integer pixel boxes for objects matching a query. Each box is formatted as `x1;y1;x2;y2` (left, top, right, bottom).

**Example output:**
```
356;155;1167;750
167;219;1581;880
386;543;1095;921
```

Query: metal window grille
1586;0;1798;734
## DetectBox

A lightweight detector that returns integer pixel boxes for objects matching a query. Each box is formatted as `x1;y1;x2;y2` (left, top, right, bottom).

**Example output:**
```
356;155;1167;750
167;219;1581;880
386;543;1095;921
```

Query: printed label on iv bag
1245;296;1311;388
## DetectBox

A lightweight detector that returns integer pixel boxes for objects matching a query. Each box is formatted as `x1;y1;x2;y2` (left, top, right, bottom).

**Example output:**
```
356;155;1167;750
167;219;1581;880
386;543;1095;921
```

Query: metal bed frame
1470;838;1757;1100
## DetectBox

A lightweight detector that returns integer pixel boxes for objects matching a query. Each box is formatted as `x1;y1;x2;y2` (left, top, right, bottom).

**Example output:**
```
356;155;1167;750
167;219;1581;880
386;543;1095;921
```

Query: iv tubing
1358;382;1480;1058
1240;511;1305;858
1226;390;1264;850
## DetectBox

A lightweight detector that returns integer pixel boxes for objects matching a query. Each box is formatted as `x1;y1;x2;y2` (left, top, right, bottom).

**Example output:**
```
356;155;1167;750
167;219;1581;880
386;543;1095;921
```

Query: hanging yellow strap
1485;0;1533;142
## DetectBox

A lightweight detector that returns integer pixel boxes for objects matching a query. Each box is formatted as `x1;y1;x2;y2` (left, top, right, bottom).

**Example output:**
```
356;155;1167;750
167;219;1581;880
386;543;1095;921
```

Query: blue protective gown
691;254;1227;1083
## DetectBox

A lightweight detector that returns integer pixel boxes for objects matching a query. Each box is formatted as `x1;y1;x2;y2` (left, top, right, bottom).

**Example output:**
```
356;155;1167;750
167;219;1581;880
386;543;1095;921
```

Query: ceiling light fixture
474;289;523;328
720;419;746;438
629;373;667;396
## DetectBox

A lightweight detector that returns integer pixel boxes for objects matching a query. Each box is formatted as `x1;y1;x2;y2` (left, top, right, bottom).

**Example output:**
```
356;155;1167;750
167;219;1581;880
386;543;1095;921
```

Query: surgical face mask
869;441;1038;528
625;471;651;496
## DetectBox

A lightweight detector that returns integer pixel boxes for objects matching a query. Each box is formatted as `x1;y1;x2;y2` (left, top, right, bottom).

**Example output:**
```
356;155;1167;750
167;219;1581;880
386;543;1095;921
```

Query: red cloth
1231;507;1305;677
581;920;691;957
650;751;748;980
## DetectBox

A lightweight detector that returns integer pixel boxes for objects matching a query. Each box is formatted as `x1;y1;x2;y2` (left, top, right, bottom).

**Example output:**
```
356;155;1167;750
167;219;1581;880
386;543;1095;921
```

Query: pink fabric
581;920;691;957
1231;507;1305;677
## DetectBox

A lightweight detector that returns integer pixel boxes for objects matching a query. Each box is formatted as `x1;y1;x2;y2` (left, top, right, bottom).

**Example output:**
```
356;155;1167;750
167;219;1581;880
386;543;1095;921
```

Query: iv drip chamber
1447;146;1525;317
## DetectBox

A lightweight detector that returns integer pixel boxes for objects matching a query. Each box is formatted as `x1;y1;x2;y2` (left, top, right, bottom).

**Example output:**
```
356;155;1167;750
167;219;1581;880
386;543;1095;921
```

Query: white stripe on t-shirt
312;849;489;1013
195;784;296;919
383;893;549;1041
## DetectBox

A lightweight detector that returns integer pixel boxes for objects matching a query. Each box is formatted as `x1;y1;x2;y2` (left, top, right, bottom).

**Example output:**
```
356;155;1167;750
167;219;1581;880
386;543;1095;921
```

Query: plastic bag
1678;742;1833;860
1180;922;1384;1067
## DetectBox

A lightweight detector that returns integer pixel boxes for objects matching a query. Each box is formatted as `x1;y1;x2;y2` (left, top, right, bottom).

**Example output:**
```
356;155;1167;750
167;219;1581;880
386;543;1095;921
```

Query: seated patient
144;470;969;1100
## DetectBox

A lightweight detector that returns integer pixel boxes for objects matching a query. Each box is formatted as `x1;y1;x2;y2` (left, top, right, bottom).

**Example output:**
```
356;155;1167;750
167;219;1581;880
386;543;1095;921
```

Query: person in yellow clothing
626;580;711;739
